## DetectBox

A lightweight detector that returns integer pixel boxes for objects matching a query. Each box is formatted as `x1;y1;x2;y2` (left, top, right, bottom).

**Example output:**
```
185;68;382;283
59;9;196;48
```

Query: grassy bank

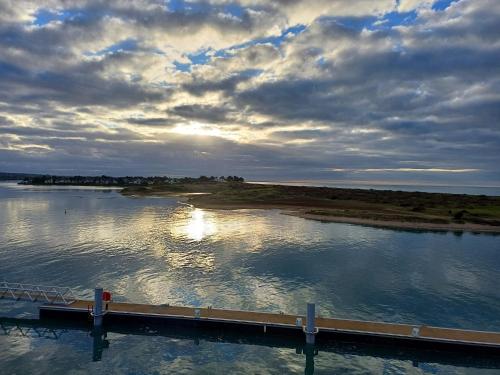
122;181;500;232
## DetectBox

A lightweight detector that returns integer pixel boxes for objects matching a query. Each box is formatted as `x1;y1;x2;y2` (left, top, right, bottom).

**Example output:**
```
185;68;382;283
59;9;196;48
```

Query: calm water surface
1;182;499;374
250;181;500;196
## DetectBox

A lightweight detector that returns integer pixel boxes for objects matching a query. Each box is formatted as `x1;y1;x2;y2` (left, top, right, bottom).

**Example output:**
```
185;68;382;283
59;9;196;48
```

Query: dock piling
305;303;316;344
303;343;317;375
93;287;103;327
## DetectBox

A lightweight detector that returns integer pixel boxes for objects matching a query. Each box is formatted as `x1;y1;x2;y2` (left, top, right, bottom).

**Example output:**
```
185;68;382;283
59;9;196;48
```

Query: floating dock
39;299;500;353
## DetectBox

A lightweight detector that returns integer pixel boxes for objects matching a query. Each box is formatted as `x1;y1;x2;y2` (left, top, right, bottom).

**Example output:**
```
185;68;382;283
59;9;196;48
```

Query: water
250;181;500;196
1;181;500;374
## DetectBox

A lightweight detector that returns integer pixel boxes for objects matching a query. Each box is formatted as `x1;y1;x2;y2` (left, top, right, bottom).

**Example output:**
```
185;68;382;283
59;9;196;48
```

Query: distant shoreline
8;175;500;196
284;211;500;233
121;182;500;234
7;180;500;233
164;200;500;234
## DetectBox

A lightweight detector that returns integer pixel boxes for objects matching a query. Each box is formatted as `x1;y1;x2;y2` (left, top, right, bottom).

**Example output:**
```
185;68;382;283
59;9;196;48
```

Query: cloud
182;70;259;96
126;117;176;127
330;168;480;173
398;0;434;12
169;104;232;123
0;57;167;108
0;0;499;185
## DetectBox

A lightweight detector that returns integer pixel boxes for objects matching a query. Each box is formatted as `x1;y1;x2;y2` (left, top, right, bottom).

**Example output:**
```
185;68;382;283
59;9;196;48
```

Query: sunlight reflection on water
1;182;500;374
181;208;217;242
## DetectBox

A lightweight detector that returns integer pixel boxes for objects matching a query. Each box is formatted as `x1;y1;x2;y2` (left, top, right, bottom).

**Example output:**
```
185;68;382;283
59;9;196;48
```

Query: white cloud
0;0;499;184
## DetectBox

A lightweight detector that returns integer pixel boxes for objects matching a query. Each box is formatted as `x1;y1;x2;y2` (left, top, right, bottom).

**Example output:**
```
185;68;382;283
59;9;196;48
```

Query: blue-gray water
1;182;500;374
250;181;500;196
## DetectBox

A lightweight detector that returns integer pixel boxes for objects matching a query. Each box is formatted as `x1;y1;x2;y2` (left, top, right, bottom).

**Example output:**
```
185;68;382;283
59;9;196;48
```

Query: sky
0;0;499;185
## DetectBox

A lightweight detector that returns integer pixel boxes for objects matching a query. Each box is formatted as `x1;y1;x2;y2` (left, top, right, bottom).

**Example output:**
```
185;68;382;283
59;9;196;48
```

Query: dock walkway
39;300;500;351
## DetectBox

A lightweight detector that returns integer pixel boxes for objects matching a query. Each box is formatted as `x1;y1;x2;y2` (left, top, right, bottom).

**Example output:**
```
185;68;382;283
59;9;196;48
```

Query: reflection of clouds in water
132;273;180;305
444;261;481;293
169;207;335;251
165;250;215;273
2;186;500;331
247;278;297;311
2;199;49;214
121;269;212;306
0;200;50;245
409;271;426;291
2;185;500;372
0;335;33;359
0;333;92;374
0;324;469;374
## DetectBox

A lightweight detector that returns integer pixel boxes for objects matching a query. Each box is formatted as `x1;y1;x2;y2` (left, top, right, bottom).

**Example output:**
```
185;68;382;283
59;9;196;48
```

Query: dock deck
39;300;500;351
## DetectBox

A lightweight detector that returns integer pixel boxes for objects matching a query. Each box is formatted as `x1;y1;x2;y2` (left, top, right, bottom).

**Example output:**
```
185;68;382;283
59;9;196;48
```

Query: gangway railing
0;282;76;304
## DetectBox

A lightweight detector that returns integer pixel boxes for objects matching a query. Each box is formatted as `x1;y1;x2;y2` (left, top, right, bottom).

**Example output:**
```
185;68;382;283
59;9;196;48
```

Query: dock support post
93;287;103;327
305;303;316;345
304;344;316;375
92;327;103;361
91;327;109;362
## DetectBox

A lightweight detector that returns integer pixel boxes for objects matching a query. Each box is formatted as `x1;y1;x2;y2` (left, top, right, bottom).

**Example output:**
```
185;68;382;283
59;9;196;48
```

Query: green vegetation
18;174;244;186
122;181;500;230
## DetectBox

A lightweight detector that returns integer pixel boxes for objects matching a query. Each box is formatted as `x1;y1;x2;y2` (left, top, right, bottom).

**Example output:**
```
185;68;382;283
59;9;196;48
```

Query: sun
171;121;225;138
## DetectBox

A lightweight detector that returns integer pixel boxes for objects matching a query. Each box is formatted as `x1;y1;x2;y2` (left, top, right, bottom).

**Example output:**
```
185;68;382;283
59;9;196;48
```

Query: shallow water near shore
250;180;500;196
1;182;500;374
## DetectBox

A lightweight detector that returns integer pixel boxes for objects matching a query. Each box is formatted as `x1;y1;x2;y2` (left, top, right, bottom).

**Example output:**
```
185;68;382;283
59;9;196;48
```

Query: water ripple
1;183;500;373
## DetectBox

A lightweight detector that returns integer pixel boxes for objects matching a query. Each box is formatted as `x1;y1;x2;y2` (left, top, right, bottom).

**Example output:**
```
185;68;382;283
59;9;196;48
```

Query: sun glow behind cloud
171;121;240;141
0;0;498;185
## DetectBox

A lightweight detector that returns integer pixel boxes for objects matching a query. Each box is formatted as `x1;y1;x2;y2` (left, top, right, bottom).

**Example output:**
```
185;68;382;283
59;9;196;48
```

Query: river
0;182;499;374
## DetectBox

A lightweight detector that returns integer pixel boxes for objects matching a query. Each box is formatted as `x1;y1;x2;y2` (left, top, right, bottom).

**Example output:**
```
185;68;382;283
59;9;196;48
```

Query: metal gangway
0;281;76;304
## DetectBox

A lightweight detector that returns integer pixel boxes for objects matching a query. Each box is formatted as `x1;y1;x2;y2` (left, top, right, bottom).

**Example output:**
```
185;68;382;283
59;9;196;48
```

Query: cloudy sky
0;0;499;185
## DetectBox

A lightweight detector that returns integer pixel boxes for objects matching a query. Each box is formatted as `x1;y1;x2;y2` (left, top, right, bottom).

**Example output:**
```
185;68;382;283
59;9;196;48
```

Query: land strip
122;182;500;233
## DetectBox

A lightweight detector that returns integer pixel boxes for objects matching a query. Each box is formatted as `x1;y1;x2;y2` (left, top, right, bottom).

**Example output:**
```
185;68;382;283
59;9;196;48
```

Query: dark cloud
126;117;175;126
0;115;14;126
235;78;346;122
0;63;167;108
169;104;232;123
182;70;259;96
0;124;146;142
0;0;499;185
